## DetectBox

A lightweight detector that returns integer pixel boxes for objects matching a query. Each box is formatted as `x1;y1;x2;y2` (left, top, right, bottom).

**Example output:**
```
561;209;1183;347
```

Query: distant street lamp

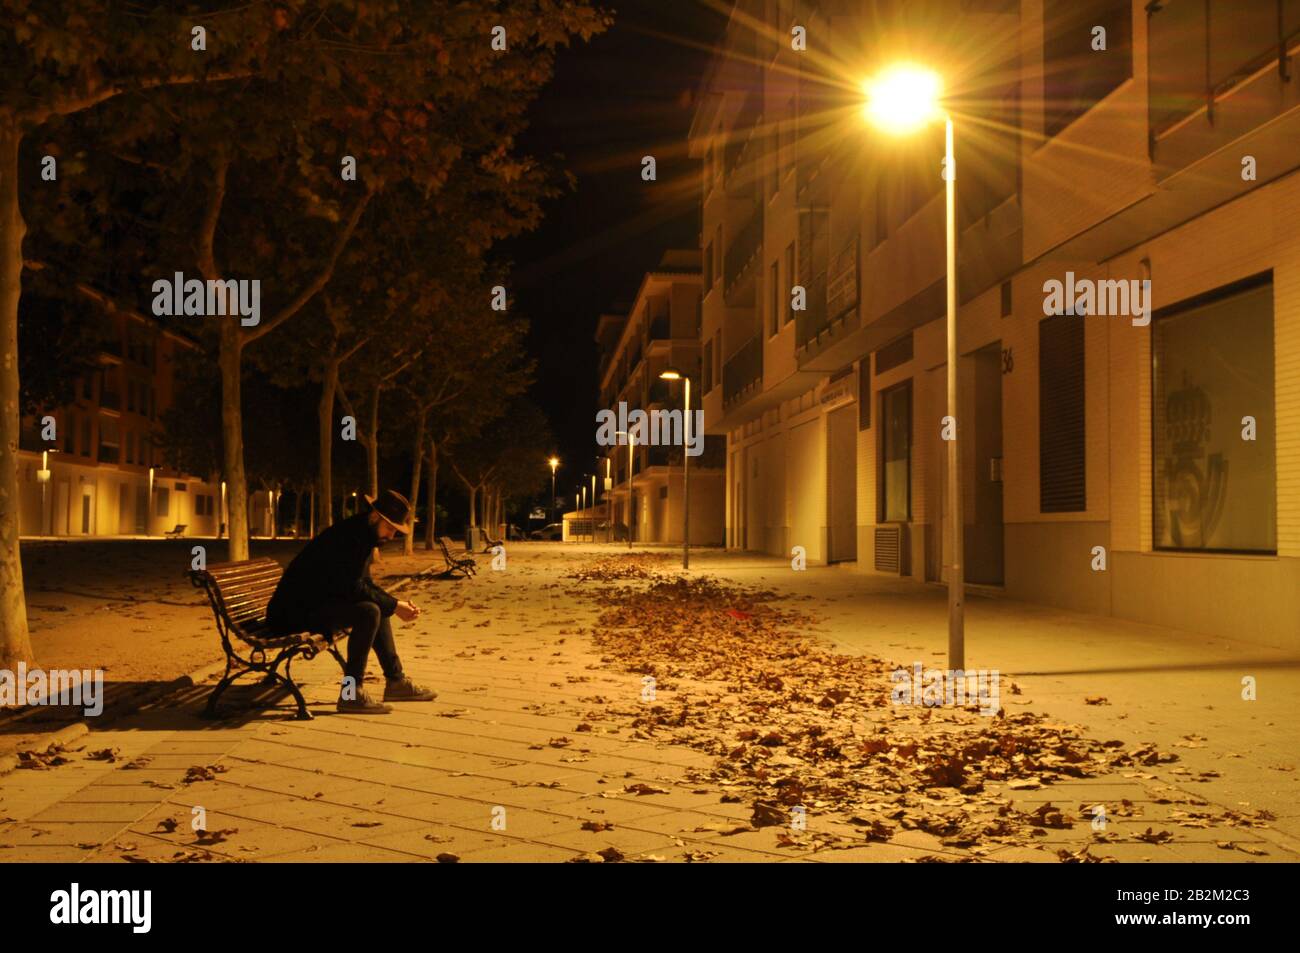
659;367;691;570
590;473;597;542
616;430;634;550
548;456;559;523
864;64;963;669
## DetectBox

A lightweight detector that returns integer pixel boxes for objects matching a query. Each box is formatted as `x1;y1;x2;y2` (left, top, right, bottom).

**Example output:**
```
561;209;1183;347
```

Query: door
135;485;148;534
826;403;858;562
931;346;1005;586
966;343;1004;585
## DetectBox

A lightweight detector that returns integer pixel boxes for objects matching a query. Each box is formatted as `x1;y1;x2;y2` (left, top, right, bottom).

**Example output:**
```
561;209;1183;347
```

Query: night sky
505;0;728;506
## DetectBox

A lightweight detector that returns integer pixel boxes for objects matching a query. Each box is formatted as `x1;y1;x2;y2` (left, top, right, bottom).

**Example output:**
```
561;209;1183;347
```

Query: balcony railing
1148;0;1298;142
724;206;762;299
722;335;763;407
647;314;671;341
794;271;828;350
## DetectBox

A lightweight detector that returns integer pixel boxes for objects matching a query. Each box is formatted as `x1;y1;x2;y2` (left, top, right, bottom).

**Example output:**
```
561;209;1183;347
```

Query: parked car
529;522;563;541
506;523;527;540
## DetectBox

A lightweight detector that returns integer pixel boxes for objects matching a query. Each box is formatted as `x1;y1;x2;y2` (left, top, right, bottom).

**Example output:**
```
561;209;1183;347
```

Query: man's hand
395;600;421;622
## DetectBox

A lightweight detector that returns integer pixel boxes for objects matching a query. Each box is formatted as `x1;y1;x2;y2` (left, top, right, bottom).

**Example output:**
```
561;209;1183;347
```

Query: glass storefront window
1153;278;1275;553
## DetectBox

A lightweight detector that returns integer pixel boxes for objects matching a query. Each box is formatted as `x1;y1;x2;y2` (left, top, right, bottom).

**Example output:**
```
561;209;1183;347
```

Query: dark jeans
306;600;404;687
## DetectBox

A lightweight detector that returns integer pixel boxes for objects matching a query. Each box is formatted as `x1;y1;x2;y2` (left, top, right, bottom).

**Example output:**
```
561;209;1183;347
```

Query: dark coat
267;513;398;633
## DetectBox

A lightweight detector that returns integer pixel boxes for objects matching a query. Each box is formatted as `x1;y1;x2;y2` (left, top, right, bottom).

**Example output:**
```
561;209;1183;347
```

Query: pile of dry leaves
568;563;1252;860
565;552;672;583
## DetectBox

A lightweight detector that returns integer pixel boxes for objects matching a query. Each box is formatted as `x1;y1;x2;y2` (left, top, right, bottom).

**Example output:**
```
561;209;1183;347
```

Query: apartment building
595;250;726;545
691;0;1299;644
14;295;267;539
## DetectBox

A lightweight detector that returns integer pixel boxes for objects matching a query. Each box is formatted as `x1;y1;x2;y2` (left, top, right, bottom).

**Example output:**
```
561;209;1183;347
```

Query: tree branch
41;70;256;122
243;186;376;344
195;154;231;281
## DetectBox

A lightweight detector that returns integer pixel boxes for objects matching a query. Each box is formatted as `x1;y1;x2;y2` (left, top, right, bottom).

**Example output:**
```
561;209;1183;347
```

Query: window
769;259;780;337
80;417;91;458
1042;0;1132;138
1153;276;1275;553
155;487;170;518
704;240;714;290
713;225;722;288
1039;313;1086;512
858;358;871;431
880;381;911;522
62;414;75;453
713;331;722;386
784;243;795;325
97;418;120;464
873;176;889;248
875;334;913;375
703;339;714;394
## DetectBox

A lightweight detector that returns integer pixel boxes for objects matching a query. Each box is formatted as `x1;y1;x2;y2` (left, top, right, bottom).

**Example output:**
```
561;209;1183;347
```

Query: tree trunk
0;120;33;669
404;406;426;556
366;385;380;499
317;355;339;531
467;484;478;528
218;320;250;561
424;438;438;551
292;487;302;538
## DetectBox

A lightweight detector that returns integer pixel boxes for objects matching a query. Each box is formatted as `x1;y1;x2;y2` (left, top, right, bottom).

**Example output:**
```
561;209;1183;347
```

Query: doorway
826;403;858;562
966;342;1004;585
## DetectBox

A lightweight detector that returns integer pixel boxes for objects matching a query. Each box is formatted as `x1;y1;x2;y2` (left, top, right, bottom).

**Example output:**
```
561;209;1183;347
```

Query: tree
447;400;552;540
1;1;609;667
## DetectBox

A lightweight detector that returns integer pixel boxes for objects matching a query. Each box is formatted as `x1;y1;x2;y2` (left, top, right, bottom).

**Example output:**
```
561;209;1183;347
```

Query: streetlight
659;367;691;570
864;63;963;669
590;473;597;543
548;456;559;524
615;430;634;549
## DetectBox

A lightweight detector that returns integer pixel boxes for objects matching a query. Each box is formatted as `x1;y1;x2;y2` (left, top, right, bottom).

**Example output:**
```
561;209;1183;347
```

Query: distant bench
164;524;187;538
438;536;476;578
189;557;345;721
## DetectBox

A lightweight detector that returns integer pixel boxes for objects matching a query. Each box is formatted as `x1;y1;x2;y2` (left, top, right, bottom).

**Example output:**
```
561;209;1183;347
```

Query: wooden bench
481;531;503;553
189;557;345;720
164;524;187;538
438;536;476;578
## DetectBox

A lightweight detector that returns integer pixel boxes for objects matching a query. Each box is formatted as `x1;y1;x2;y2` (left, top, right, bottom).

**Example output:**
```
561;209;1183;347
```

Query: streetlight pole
548;456;558;525
616;430;635;549
659;368;691;570
591;473;597;543
943;115;964;670
865;65;963;670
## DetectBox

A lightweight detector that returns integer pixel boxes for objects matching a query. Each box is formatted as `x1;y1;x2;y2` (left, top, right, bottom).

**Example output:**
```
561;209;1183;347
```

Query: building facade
15;297;273;540
692;0;1300;644
594;250;726;545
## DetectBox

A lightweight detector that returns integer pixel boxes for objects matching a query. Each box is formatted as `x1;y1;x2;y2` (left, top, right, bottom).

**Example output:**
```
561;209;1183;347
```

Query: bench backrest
191;557;283;638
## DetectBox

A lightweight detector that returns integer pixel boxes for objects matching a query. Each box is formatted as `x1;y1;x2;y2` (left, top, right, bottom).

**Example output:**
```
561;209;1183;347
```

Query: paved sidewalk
1;544;1295;863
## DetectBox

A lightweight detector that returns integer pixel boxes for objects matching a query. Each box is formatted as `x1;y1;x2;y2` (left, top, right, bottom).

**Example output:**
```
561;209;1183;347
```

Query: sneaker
383;676;438;702
337;689;392;714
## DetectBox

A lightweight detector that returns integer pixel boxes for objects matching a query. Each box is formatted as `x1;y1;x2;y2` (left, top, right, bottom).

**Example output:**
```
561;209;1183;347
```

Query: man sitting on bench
267;489;436;714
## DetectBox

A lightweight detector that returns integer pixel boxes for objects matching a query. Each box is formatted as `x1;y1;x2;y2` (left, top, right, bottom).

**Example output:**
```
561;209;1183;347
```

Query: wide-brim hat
364;490;413;536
